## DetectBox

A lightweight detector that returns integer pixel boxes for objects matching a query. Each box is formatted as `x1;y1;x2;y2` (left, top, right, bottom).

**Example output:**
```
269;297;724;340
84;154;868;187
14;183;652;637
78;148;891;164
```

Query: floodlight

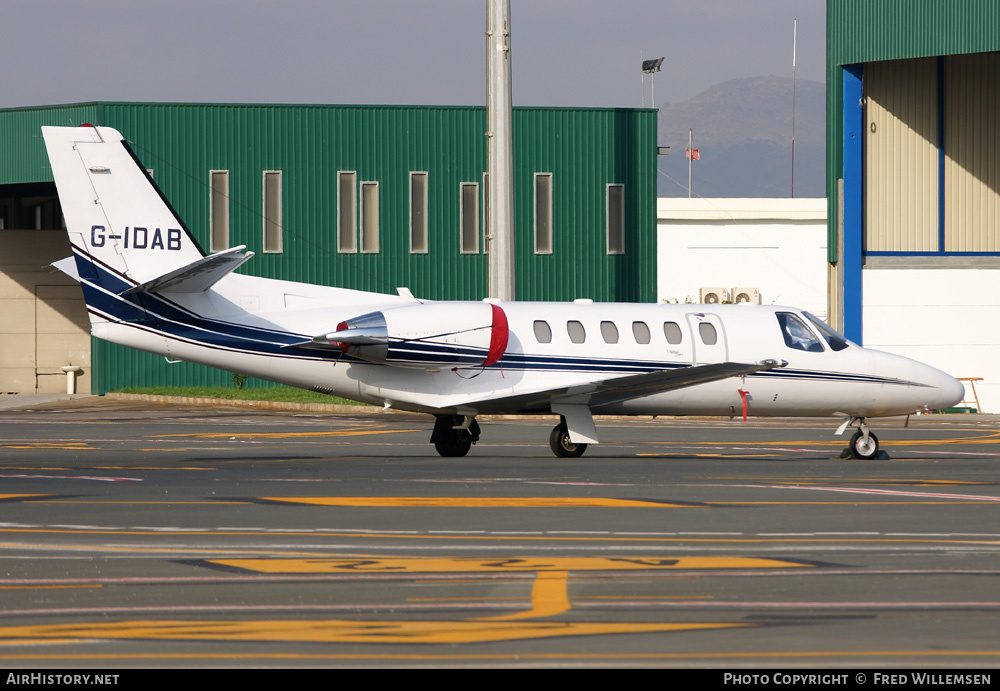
641;57;664;73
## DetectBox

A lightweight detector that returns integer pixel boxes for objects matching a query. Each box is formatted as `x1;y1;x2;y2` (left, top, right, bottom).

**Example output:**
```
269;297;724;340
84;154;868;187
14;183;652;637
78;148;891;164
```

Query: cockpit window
776;312;824;352
803;312;850;351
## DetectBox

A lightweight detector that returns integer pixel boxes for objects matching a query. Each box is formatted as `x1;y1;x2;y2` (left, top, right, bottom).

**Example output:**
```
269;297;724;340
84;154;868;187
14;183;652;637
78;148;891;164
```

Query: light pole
486;0;515;302
641;57;664;109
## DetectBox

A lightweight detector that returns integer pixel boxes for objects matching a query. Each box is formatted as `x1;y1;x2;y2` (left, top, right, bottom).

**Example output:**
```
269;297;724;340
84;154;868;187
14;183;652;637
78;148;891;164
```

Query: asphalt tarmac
1;396;999;668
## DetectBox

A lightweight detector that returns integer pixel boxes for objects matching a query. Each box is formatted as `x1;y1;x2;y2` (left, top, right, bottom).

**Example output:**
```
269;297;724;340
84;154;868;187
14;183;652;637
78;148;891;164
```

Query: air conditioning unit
699;287;730;304
731;287;761;304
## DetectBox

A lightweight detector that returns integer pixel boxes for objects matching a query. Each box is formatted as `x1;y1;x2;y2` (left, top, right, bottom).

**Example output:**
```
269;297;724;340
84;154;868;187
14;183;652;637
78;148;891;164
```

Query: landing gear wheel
549;424;588;458
850;429;879;460
434;432;473;457
430;414;479;457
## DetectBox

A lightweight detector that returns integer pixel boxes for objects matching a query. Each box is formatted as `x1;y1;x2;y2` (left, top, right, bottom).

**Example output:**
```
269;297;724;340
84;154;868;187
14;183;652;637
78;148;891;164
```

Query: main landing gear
430;414;480;457
549;418;588;458
838;417;881;460
430;415;592;458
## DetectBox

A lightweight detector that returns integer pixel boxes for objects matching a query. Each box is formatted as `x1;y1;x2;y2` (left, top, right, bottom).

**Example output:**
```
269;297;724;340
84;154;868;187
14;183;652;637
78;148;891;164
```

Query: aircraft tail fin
42;126;206;293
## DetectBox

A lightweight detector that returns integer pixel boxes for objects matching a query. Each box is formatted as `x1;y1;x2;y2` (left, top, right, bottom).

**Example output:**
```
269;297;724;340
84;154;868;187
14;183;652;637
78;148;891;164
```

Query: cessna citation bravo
42;126;964;459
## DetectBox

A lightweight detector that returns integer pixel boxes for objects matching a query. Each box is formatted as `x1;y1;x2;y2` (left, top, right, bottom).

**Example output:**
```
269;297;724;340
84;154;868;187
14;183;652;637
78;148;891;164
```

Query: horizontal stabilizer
52;256;81;282
122;246;253;295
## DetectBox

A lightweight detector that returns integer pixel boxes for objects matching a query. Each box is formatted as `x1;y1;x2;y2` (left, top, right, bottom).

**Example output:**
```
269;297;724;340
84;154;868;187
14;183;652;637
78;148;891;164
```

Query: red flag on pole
686;148;700;161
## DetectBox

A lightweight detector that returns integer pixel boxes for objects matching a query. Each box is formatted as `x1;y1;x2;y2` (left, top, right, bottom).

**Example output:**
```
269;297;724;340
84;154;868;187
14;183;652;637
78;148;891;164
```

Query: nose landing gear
849;428;880;460
837;417;882;460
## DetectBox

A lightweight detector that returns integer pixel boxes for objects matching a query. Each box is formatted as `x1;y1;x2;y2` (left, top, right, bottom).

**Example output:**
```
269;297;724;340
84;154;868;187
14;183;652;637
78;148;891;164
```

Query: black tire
434;431;473;457
850;430;879;460
549;425;588;458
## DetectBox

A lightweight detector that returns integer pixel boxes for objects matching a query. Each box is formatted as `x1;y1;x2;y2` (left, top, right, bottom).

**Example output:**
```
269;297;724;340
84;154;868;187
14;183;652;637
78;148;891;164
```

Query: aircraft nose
921;365;966;412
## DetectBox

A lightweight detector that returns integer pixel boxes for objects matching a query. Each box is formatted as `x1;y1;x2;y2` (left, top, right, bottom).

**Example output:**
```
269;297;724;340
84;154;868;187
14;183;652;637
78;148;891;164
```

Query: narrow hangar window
360;181;379;253
210;170;229;252
534;173;553;254
607;183;625;255
410;172;428;254
263;170;282;254
460;182;479;254
338;170;357;253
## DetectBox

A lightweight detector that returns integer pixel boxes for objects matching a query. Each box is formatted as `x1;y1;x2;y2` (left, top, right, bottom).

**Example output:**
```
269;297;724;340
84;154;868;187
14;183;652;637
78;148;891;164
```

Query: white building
657;197;989;413
657;198;828;315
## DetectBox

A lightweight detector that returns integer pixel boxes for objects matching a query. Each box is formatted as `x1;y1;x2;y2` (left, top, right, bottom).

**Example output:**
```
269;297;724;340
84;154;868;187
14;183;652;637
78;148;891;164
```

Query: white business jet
42;126;964;459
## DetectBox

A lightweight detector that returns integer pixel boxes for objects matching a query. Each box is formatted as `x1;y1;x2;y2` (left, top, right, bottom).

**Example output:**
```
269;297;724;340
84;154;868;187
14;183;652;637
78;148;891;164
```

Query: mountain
656;75;825;198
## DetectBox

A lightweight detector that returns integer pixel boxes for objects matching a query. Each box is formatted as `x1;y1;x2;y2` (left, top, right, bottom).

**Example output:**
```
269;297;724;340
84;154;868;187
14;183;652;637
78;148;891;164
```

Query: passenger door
686;312;728;364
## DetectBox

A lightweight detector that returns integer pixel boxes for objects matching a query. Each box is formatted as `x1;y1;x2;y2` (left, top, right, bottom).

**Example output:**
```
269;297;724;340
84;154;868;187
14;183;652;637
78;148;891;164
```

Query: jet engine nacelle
325;302;509;369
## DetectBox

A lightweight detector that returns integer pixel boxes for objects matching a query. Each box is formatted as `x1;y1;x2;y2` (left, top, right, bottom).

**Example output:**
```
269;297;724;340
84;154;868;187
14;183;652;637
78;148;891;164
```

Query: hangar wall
828;0;1000;413
0;102;657;394
0;230;90;394
863;269;998;413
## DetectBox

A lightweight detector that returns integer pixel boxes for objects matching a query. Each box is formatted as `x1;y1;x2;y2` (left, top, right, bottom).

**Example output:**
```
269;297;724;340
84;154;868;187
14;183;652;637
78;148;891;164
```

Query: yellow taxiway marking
0;585;100;591
650;431;1000;448
156;428;419;439
0;494;49;501
2;443;95;450
0;618;747;645
638;453;782;457
261;496;692;508
480;571;571;621
208;555;810;574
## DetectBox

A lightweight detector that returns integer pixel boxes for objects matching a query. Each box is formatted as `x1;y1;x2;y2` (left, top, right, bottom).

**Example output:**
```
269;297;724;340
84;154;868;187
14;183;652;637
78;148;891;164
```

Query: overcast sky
5;0;825;110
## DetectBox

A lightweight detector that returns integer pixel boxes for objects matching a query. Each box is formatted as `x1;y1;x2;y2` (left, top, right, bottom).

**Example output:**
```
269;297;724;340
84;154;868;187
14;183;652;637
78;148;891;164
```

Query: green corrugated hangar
0;102;656;395
826;0;1000;413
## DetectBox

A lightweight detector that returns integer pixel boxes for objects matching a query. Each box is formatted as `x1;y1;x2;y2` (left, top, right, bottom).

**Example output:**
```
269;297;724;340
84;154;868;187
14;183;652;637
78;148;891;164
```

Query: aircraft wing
455;359;787;413
448;358;786;445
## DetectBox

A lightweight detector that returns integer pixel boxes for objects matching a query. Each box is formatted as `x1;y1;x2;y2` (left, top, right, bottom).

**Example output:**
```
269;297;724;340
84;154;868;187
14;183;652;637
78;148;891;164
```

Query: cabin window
663;321;682;344
533;320;552;344
263;171;282;253
209;170;229;252
600;321;619;344
567;320;586;343
776;312;824;352
698;322;718;346
632;321;650;344
338;171;357;253
410;172;428;253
